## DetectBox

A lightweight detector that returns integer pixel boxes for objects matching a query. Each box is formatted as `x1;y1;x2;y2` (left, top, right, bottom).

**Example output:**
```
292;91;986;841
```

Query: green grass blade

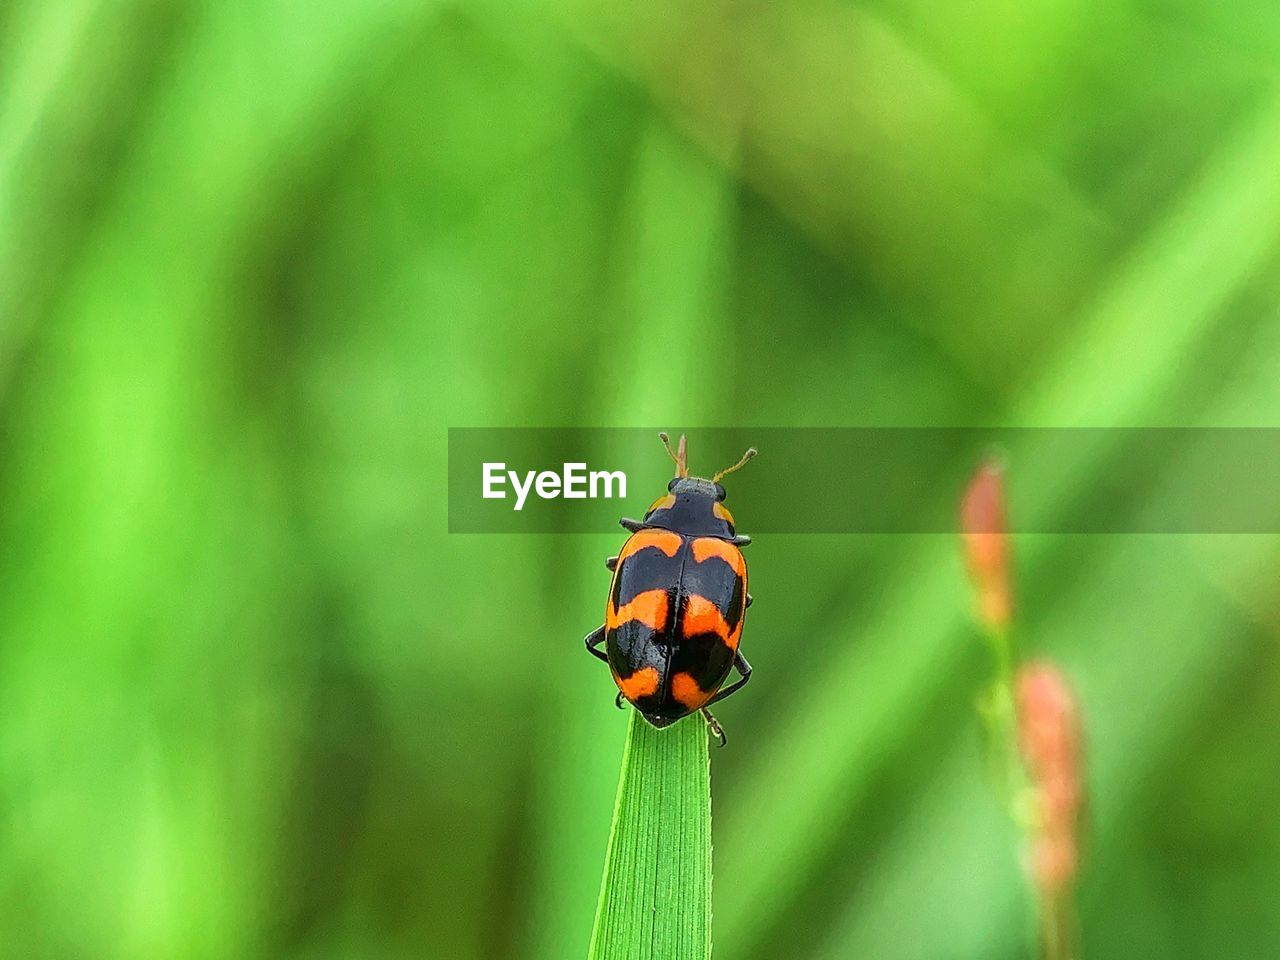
588;711;712;960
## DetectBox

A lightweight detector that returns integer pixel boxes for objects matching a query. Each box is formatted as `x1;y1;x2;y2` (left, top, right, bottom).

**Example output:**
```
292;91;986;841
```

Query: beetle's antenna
713;446;757;483
658;432;689;478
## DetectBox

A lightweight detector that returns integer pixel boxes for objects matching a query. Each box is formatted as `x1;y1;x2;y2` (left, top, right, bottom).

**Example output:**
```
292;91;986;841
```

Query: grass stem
588;711;712;960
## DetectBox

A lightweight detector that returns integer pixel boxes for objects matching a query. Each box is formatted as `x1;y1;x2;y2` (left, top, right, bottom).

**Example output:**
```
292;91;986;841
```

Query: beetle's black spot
726;574;745;626
614;549;683;606
682;554;743;622
669;630;735;696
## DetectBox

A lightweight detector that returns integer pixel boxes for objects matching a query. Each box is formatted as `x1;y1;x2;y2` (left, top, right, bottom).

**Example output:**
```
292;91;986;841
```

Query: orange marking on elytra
672;671;711;710
607;589;669;631
681;594;742;650
617;666;661;701
618;529;682;564
691;537;746;579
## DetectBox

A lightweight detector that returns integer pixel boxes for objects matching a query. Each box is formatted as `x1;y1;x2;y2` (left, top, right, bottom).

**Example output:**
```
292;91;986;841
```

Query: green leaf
588;711;712;960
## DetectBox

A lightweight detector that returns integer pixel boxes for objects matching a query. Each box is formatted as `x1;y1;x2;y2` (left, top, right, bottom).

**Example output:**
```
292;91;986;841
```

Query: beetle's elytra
584;433;755;746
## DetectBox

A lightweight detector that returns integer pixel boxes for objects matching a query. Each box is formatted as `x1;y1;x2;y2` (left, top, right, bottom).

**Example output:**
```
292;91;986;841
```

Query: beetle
584;433;755;745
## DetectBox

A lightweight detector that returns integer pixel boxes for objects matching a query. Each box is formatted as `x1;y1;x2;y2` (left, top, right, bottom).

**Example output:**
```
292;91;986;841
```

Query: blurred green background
3;0;1280;958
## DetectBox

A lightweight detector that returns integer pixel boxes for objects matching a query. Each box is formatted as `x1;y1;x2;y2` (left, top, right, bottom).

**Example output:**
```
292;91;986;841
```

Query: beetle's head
641;433;755;539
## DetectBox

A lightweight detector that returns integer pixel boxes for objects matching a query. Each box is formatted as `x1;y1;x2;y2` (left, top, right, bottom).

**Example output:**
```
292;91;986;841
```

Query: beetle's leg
701;709;727;747
746;592;754;608
615;691;626;710
703;650;753;708
620;518;646;533
583;625;609;664
605;555;618;571
733;534;752;547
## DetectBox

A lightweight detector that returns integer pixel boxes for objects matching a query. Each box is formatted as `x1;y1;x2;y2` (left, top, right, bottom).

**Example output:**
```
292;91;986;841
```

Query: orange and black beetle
584;433;755;745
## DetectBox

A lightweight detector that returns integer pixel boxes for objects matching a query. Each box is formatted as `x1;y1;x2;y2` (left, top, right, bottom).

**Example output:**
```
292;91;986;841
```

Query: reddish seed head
960;459;1013;630
1016;662;1083;897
